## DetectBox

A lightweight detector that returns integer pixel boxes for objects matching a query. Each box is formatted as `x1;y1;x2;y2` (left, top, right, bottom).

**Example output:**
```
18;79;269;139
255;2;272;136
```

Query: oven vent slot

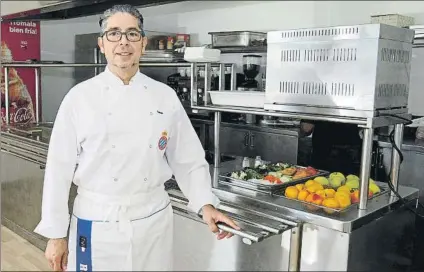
279;81;300;94
380;48;410;63
377;84;408;97
281;27;360;38
281;50;301;62
301;82;328;95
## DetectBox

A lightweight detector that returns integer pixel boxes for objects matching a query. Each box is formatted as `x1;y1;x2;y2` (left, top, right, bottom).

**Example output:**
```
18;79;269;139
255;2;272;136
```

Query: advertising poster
1;10;40;125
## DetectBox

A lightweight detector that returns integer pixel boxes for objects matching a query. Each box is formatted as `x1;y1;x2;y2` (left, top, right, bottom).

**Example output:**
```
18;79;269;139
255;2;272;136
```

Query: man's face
98;12;147;69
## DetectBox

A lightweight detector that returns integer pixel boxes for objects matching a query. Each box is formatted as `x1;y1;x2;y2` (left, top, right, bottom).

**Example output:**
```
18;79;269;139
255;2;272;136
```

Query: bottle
254;156;262;168
182;88;188;101
167;37;174;50
158;40;165;50
242;157;251;168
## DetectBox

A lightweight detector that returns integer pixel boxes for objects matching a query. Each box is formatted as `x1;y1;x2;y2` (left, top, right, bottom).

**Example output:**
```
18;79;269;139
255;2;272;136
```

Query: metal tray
219;166;329;193
277;182;389;215
208;31;266;48
141;50;184;62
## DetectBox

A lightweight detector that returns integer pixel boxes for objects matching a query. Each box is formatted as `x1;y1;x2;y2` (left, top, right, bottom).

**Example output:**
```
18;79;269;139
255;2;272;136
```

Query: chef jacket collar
102;65;146;88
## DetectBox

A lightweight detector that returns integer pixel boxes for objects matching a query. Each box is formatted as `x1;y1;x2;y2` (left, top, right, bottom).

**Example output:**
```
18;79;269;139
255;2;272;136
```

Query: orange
322;198;340;214
324;188;336;198
304;193;322;211
337;194;351;209
335;191;350;201
322;198;340;209
306;183;324;193
306;193;324;205
316;189;326;199
295;184;305;191
297;190;309;201
285;186;299;199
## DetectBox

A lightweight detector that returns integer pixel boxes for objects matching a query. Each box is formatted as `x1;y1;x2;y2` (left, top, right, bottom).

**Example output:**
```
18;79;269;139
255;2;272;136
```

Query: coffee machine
238;54;262;91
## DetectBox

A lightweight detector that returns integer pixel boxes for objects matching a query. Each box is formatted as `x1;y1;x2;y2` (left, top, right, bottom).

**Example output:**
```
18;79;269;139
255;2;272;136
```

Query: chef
34;4;239;271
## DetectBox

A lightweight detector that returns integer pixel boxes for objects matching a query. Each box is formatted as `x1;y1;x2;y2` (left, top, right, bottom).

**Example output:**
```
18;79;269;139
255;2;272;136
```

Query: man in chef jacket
35;4;239;271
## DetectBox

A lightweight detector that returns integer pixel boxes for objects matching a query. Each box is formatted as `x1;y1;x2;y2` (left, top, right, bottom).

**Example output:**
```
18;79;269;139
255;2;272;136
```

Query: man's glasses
102;29;145;42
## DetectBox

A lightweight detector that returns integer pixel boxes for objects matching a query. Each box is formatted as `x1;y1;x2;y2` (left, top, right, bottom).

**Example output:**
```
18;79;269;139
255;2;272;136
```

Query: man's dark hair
99;4;144;34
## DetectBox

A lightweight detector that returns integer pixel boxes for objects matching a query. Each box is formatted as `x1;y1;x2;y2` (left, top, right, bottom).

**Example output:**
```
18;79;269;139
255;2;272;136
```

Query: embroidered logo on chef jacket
158;131;168;150
80;264;88;271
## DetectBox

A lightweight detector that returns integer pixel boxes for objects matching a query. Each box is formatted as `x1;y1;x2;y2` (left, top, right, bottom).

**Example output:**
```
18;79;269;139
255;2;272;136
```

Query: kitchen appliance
208;31;267;48
142;50;184;63
238;54;262;91
183;47;221;63
264;23;415;118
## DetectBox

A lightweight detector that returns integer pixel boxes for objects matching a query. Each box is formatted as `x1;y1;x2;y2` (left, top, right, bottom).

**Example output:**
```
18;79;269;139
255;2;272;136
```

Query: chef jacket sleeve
34;93;79;239
166;98;221;214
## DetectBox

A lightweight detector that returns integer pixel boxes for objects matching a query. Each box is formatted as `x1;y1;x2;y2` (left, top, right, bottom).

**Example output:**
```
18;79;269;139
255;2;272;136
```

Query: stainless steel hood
2;0;184;22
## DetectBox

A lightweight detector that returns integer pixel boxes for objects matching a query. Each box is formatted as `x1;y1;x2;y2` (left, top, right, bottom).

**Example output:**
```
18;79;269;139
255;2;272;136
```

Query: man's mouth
117;52;132;56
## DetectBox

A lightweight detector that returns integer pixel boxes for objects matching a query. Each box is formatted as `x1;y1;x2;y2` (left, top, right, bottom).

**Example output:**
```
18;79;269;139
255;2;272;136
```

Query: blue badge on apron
158;131;168;150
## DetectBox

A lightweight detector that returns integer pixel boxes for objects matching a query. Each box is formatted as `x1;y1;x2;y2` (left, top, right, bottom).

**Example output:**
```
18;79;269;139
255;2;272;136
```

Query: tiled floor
1;226;51;271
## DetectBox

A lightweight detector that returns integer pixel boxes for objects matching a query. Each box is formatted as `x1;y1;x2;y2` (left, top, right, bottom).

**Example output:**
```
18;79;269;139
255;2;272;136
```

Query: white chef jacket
34;66;220;239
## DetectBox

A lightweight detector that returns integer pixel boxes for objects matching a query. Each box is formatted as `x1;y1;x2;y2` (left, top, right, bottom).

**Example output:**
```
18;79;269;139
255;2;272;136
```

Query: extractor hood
2;0;184;22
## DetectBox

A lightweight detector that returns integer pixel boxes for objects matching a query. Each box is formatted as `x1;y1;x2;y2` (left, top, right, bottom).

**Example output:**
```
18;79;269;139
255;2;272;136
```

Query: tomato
264;175;277;183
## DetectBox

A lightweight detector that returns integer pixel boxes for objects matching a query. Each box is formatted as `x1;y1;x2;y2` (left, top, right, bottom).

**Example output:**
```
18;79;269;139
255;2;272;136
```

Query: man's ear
98;37;105;54
141;36;148;55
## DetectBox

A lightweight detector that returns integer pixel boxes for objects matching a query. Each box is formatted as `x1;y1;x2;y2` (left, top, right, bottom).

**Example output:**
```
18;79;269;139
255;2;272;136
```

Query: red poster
1;10;41;125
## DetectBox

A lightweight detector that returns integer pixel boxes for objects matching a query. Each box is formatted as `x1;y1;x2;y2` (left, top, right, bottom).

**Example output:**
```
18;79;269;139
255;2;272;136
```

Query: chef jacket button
144;178;147;181
150;112;153;115
114;178;118;182
112;145;116;148
108;112;112;116
149;144;152;148
144;85;147;89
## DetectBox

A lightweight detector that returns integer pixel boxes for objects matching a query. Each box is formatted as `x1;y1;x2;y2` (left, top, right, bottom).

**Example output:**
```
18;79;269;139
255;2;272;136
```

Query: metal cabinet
219;126;251;157
215;125;299;164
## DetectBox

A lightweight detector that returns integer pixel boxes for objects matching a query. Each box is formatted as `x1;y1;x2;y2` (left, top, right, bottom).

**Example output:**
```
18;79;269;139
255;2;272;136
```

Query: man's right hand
45;238;68;271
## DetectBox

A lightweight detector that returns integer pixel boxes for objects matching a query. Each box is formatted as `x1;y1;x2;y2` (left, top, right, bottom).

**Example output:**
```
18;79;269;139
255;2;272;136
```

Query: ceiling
2;0;184;22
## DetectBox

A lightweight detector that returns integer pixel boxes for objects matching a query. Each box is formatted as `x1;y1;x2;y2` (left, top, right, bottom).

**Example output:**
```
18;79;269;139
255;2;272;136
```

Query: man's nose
119;34;129;45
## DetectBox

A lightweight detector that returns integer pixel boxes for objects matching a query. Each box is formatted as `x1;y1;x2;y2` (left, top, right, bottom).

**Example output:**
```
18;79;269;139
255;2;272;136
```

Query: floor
1;225;51;271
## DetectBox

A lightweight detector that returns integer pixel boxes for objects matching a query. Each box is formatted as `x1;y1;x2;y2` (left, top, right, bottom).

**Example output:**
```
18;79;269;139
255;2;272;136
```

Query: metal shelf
191;105;411;129
218;46;267;54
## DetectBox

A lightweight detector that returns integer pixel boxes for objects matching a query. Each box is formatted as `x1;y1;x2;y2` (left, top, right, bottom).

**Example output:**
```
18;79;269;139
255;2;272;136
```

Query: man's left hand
201;204;240;240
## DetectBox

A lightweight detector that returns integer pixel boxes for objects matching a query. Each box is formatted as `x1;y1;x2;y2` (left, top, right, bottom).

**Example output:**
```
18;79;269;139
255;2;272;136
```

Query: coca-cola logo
1;105;34;125
14;107;33;123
